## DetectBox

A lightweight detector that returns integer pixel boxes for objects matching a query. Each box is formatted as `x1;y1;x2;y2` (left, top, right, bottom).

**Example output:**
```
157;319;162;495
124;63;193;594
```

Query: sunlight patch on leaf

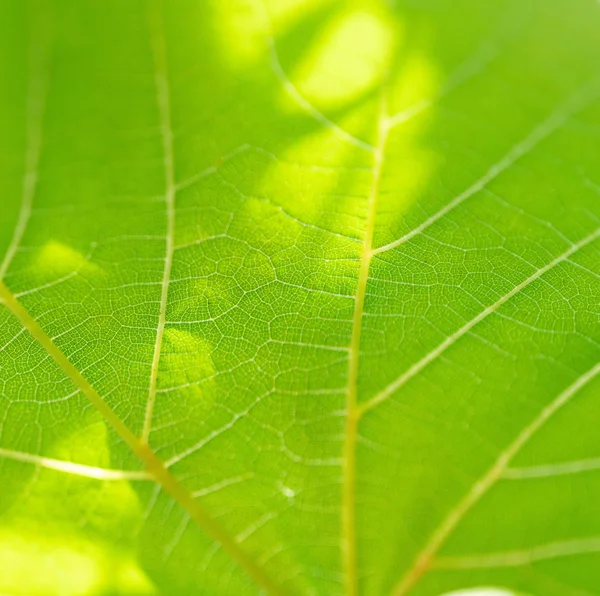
211;0;267;68
389;51;441;120
0;531;156;596
35;240;100;279
291;8;394;109
157;329;215;413
262;0;330;30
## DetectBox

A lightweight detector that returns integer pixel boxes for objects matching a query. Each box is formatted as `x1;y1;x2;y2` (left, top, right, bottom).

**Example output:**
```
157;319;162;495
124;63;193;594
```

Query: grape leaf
1;1;599;595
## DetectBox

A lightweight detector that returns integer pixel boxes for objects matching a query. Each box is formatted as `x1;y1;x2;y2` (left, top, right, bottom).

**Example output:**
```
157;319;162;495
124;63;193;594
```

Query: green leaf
0;0;599;595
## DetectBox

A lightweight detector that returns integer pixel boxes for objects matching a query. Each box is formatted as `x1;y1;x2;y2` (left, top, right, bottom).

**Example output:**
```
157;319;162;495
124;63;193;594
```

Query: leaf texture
0;1;599;595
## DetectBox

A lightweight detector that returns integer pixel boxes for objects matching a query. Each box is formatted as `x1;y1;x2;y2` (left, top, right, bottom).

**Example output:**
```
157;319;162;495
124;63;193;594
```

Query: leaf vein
0;280;284;595
391;359;600;594
362;226;600;413
143;0;177;443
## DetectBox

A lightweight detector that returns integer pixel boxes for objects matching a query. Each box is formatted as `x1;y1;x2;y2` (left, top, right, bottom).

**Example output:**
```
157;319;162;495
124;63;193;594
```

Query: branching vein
253;0;375;152
0;12;50;279
391;360;600;595
373;78;600;256
363;227;600;413
503;457;600;479
143;0;177;443
0;280;283;595
434;536;600;570
342;96;390;596
0;447;150;481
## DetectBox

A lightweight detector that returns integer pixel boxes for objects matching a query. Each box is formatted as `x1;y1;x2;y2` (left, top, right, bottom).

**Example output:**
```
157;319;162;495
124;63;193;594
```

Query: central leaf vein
143;0;177;443
343;95;390;596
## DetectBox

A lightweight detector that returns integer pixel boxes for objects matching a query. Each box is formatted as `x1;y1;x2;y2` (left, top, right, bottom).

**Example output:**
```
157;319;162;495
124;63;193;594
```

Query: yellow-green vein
342;96;390;596
0;279;284;596
143;0;176;443
392;359;600;595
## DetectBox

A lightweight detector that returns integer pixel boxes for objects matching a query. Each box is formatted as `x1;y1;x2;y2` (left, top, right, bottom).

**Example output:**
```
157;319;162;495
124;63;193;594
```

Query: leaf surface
0;1;599;595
